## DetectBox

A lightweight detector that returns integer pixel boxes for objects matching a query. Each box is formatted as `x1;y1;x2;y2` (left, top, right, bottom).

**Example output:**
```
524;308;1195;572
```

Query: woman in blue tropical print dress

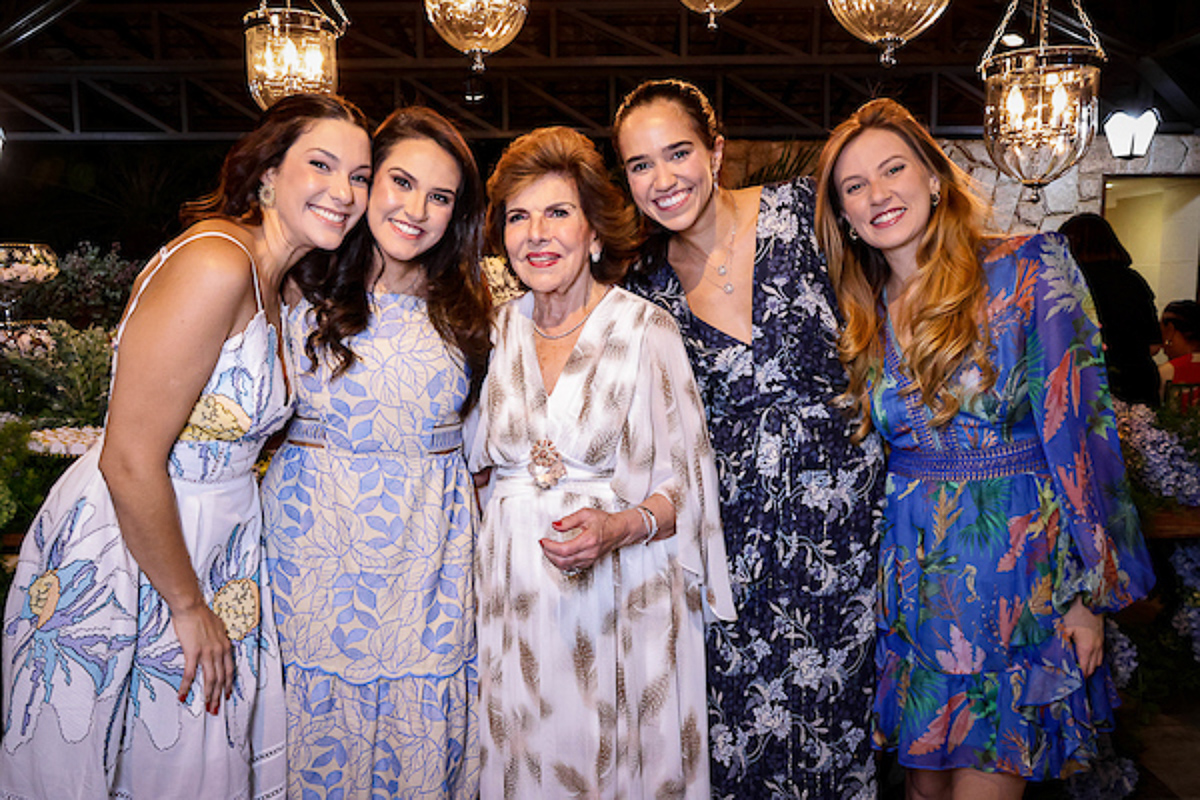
815;98;1155;798
261;107;491;798
615;79;885;800
1;94;372;800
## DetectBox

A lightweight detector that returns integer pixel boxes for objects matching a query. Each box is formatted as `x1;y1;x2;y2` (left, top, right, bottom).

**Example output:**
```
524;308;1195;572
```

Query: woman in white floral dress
468;126;734;799
0;94;371;800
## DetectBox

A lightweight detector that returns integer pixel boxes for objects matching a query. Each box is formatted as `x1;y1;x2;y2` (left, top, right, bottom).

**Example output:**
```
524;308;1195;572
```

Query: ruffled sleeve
612;303;736;622
1018;232;1155;614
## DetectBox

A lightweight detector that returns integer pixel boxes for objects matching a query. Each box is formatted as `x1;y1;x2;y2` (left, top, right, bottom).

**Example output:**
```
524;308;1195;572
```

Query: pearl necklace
533;287;609;340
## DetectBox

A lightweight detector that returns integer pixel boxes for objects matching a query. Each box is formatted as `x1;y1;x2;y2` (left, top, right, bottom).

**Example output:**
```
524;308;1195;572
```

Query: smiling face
617;99;723;234
833;127;941;275
262;117;372;252
502;172;599;301
368;136;462;271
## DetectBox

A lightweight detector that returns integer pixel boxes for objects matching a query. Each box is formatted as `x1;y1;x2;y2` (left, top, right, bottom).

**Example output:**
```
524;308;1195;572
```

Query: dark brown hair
293;106;493;414
181;93;369;225
1058;212;1133;269
612;78;722;153
485;126;641;285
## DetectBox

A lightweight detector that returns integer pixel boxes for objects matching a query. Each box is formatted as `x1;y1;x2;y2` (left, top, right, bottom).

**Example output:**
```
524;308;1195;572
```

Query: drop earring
931;189;941;208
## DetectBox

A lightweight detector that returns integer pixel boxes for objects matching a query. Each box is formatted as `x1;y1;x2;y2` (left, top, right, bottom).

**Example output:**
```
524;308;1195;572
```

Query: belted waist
285;416;463;455
889;438;1047;482
490;464;615;498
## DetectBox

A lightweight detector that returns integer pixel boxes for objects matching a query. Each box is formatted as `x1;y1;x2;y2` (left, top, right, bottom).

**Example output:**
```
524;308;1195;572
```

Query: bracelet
635;504;658;545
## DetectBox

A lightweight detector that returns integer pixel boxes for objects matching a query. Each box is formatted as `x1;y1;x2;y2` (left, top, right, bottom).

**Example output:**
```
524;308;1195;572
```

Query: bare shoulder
140;221;257;299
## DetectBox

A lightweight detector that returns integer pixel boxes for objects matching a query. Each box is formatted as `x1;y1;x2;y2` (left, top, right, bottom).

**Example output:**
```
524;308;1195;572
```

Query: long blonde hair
815;98;994;438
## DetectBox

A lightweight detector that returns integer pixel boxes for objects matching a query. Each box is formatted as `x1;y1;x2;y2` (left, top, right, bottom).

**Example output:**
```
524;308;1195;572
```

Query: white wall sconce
1104;109;1160;159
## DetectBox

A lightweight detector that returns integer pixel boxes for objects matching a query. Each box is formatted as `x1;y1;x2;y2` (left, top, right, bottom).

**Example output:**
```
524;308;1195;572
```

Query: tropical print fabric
869;232;1156;778
465;287;734;800
261;292;479;799
630;177;884;800
1;232;290;800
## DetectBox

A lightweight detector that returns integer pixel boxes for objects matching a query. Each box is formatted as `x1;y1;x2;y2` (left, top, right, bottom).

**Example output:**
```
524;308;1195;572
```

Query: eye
392;175;412;190
548;207;570;219
669;147;692;161
887;163;905;176
506;210;528;225
309;158;331;171
842;181;864;196
351;173;370;186
627;161;650;174
430;191;454;206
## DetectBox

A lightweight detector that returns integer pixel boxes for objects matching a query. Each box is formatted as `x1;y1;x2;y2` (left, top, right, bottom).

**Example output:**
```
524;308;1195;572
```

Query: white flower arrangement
27;426;102;457
0;244;59;284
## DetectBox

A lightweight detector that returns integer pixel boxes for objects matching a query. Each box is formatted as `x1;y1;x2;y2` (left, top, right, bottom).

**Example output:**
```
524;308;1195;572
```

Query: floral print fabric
869;233;1156;778
628;178;885;800
1;232;289;800
261;292;479;799
466;287;733;800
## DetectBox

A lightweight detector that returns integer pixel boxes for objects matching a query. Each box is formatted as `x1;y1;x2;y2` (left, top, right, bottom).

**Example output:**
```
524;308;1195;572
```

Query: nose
652;161;674;191
330;172;355;205
867;178;889;205
405;192;428;221
529;213;548;242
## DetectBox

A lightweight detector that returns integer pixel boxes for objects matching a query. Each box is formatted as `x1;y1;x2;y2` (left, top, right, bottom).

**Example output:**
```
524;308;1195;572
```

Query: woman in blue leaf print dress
261;106;491;799
815;98;1155;798
1;94;372;800
614;79;885;800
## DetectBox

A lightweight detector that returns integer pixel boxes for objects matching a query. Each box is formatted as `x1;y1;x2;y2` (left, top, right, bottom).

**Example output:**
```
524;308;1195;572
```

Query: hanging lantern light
243;0;347;111
679;0;743;32
978;0;1105;200
826;0;951;67
425;0;528;74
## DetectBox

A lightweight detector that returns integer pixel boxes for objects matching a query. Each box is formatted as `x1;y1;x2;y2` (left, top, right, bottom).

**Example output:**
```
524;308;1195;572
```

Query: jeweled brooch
529;438;567;489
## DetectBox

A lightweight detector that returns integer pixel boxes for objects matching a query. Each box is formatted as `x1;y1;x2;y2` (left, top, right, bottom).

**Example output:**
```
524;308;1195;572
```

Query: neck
255;214;312;293
372;255;424;294
533;278;602;330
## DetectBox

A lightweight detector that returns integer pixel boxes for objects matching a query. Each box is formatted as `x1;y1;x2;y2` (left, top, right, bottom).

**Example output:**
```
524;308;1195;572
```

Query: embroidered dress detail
889;439;1047;481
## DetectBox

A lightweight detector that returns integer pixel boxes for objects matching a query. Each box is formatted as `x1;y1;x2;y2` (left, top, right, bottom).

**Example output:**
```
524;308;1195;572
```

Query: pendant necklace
705;192;739;295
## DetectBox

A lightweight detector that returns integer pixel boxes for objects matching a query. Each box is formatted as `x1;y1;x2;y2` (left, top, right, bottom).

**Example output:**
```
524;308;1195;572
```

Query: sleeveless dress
466;288;734;800
870;233;1155;778
261;292;479;799
628;178;885;800
0;231;290;799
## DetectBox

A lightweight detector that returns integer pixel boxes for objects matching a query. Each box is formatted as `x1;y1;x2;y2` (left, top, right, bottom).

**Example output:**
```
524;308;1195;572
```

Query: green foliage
0;420;71;547
15;242;139;329
2;321;112;426
738;141;822;189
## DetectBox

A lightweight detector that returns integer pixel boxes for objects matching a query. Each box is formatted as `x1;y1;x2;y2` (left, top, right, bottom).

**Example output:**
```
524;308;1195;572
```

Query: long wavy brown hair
291;106;492;414
814;98;994;438
181;93;369;225
485;126;641;286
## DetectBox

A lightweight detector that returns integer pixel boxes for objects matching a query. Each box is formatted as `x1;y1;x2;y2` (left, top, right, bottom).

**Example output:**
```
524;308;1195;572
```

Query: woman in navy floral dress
815;98;1155;798
615;79;884;799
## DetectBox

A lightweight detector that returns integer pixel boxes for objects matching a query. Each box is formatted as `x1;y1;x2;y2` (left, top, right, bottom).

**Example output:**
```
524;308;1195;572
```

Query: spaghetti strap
116;231;261;343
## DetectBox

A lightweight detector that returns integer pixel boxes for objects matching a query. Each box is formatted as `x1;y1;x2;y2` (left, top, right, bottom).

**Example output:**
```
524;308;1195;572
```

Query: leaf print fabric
1;232;290;800
261;292;479;799
627;178;885;800
870;233;1155;779
465;287;732;800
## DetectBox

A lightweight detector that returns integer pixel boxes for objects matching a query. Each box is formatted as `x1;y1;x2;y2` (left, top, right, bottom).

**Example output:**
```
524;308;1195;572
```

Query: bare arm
99;233;258;713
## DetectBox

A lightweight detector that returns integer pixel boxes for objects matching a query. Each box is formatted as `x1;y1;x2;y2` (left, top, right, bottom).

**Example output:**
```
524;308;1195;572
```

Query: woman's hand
1062;595;1105;677
172;603;235;714
540;507;641;574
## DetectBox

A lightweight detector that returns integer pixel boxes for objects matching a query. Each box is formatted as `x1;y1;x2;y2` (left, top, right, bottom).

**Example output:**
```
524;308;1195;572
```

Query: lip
870;206;906;228
309;204;351;227
526;251;560;267
652;188;691;213
388;218;424;240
